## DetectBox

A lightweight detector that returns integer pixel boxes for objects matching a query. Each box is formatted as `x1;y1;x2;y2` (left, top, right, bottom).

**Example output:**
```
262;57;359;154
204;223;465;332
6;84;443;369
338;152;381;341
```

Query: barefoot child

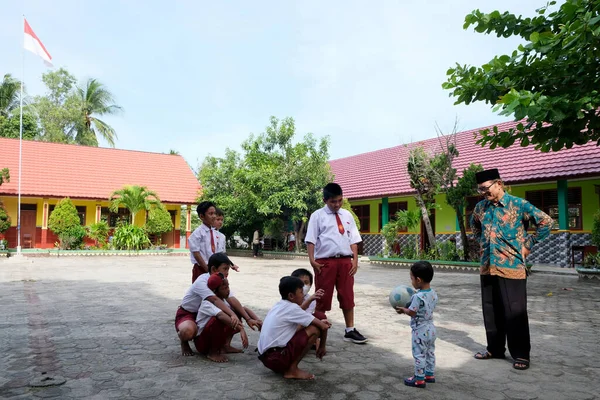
291;268;327;357
258;276;331;380
194;273;249;362
396;261;438;389
175;253;242;356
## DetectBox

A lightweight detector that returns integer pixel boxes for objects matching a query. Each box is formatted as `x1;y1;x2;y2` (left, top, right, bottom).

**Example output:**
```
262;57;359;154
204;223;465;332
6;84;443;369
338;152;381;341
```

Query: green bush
87;221;109;248
48;198;84;249
144;207;174;244
592;210;600;248
0;201;11;234
112;224;150;250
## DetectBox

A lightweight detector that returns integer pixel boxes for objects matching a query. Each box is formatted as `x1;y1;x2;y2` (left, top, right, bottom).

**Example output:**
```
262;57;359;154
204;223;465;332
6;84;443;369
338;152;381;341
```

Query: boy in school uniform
305;182;367;346
175;252;242;356
258;276;331;380
396;261;438;389
214;208;227;253
188;201;218;283
291;268;327;353
194;273;249;363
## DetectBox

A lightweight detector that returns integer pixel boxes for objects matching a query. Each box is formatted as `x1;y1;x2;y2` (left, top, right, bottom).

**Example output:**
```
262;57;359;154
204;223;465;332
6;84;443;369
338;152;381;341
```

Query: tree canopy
443;0;600;152
109;185;161;224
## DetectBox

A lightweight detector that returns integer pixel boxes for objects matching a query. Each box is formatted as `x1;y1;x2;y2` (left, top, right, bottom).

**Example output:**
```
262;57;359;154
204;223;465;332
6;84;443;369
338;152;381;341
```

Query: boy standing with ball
396;261;438;389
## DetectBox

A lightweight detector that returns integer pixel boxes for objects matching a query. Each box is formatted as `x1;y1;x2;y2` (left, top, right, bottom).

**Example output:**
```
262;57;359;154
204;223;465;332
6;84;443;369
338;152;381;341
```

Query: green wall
349;177;600;234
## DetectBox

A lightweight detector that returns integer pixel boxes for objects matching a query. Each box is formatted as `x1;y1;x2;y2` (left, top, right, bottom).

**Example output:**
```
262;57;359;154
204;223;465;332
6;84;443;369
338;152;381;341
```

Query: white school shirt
195;298;231;336
303;293;316;315
180;273;237;313
304;206;362;259
257;300;315;354
215;231;226;253
188;224;216;265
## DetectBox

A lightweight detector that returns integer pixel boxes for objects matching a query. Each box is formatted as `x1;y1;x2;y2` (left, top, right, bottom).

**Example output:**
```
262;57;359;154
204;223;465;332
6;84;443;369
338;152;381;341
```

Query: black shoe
343;329;368;344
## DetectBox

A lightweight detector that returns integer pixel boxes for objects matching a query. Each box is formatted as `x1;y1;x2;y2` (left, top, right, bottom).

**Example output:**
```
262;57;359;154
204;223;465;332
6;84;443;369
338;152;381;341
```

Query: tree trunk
295;220;306;253
455;206;469;261
415;192;436;254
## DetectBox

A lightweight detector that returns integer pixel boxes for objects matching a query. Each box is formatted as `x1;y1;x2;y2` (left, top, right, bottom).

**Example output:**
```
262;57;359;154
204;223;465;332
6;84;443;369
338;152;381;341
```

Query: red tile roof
330;121;600;200
0;138;201;204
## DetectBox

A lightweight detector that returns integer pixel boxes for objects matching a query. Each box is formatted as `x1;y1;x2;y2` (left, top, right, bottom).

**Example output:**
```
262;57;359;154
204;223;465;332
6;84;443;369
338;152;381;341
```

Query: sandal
513;358;530;370
474;351;505;360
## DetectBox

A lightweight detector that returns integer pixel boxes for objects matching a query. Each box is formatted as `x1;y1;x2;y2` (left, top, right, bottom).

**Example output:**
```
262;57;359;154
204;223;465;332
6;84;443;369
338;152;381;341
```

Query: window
378;202;408;231
525;187;582;230
351;205;370;233
49;205;86;225
465;195;483;230
101;207;131;227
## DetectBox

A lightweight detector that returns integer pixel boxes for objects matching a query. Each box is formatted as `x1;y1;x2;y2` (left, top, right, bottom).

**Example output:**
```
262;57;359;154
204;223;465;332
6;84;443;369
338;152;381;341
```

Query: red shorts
314;257;355;311
259;329;309;373
174;307;197;332
193;317;235;354
191;264;204;283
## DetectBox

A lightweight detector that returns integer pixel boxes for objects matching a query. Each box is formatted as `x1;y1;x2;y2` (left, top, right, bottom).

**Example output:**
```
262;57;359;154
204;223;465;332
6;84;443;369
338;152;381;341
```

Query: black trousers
480;275;530;360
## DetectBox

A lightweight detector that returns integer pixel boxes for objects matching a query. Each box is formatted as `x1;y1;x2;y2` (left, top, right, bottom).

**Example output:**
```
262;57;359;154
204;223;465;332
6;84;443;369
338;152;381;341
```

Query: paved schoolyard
0;255;599;400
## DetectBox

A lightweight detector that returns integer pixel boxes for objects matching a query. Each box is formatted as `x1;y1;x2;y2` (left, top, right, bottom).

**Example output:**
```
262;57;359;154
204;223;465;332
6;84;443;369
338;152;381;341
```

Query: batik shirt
471;193;553;280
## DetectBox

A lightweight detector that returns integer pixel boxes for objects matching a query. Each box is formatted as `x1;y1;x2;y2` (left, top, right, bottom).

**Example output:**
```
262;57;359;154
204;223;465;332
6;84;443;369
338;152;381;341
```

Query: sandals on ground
474;351;505;360
513;358;530;370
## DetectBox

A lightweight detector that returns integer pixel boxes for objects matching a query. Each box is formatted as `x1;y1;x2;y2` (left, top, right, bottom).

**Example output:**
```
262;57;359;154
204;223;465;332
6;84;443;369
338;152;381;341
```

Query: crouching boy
257;276;331;380
194;273;248;363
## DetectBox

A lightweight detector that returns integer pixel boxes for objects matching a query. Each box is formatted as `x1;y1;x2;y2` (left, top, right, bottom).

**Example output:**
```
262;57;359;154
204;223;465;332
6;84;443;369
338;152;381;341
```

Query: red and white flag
23;19;53;67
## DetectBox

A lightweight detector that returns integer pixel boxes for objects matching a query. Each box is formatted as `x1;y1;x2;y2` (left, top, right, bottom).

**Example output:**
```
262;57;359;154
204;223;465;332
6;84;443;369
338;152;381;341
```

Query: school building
0;138;201;249
331;121;600;267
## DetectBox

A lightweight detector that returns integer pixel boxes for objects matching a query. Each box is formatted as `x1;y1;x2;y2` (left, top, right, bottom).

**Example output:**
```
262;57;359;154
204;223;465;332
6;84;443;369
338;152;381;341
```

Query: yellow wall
0;196;182;229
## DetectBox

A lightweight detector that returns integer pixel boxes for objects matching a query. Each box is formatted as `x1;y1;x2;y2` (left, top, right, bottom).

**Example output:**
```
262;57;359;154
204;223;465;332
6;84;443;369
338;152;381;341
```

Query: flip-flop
513;358;530;370
474;351;506;360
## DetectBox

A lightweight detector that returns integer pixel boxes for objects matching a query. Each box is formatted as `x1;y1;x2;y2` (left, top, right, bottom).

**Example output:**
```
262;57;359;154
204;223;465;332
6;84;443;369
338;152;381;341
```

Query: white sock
345;327;355;333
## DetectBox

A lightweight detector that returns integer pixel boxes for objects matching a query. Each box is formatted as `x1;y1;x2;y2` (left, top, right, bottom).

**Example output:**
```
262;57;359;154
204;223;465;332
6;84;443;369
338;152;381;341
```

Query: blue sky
1;1;536;169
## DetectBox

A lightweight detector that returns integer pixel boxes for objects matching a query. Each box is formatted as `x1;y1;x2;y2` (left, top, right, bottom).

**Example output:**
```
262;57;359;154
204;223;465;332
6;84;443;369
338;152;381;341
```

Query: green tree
381;209;421;257
0;113;40;140
87;221;109;249
0;74;21;118
145;206;174;245
199;117;332;251
48;198;85;249
445;163;483;261
71;78;122;147
0;168;8;186
443;0;600;152
0;201;10;235
109;185;161;224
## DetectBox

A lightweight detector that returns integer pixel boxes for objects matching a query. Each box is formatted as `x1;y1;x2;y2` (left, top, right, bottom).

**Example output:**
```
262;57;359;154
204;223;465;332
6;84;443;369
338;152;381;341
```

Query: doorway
20;204;37;248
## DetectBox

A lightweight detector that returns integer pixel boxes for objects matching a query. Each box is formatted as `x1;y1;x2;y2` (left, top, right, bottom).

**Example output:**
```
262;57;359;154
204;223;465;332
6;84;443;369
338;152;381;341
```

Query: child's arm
227;297;260;331
310;316;332;331
205;295;241;329
301;289;324;310
396;307;417;317
397;294;420;317
216;312;249;348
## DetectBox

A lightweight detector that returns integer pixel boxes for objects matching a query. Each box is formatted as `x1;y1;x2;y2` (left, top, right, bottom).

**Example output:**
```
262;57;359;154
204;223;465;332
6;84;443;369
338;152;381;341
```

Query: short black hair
279;276;304;300
208;252;233;273
291;268;313;285
215;207;224;217
323;183;343;200
197;201;216;217
411;261;434;283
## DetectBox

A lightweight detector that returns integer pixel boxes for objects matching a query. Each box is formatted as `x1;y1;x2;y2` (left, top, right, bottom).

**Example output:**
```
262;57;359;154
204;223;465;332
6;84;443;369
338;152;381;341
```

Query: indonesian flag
24;19;53;67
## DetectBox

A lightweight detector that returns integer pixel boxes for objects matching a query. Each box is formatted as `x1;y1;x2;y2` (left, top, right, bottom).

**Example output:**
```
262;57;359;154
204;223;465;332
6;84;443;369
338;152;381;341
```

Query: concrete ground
0;255;599;400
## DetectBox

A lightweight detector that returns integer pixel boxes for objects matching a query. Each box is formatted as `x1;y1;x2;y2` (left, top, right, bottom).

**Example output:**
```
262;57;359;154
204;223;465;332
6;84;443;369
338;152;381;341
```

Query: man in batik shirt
470;169;553;371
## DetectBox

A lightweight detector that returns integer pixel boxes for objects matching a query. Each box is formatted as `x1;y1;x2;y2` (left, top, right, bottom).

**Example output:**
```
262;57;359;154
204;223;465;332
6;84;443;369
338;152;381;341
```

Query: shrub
0;201;10;234
48;198;84;249
87;221;110;248
592;210;600;248
144;207;174;244
112;224;150;250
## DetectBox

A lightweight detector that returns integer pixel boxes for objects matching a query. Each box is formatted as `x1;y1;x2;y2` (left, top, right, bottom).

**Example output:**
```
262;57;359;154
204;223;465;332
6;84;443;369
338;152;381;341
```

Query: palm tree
73;78;122;147
0;74;21;118
109;185;161;224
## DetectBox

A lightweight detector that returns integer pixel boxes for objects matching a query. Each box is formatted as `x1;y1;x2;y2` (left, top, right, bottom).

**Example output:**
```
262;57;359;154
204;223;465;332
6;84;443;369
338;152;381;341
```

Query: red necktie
210;229;216;253
335;213;345;235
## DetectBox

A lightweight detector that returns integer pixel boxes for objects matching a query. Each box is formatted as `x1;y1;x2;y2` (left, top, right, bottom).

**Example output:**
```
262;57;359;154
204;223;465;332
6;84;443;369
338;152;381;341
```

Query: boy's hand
231;264;240;272
310;260;324;274
320;319;332;330
396;306;406;315
349;260;359;276
240;328;249;349
230;314;241;329
311;289;325;301
246;319;261;331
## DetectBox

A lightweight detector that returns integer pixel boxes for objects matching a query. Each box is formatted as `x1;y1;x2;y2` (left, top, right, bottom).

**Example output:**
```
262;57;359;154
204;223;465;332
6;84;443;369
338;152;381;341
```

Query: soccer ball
389;284;415;309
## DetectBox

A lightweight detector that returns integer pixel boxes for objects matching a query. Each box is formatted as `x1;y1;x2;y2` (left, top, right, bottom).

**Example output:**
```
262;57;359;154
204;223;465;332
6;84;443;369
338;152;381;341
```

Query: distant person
252;230;260;258
288;231;296;252
471;168;553;371
396;261;438;389
214;208;240;272
305;183;366;346
257;276;331;380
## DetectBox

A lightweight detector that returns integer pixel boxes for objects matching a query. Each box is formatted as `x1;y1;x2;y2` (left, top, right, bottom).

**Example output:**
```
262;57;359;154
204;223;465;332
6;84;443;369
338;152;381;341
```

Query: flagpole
17;15;24;255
